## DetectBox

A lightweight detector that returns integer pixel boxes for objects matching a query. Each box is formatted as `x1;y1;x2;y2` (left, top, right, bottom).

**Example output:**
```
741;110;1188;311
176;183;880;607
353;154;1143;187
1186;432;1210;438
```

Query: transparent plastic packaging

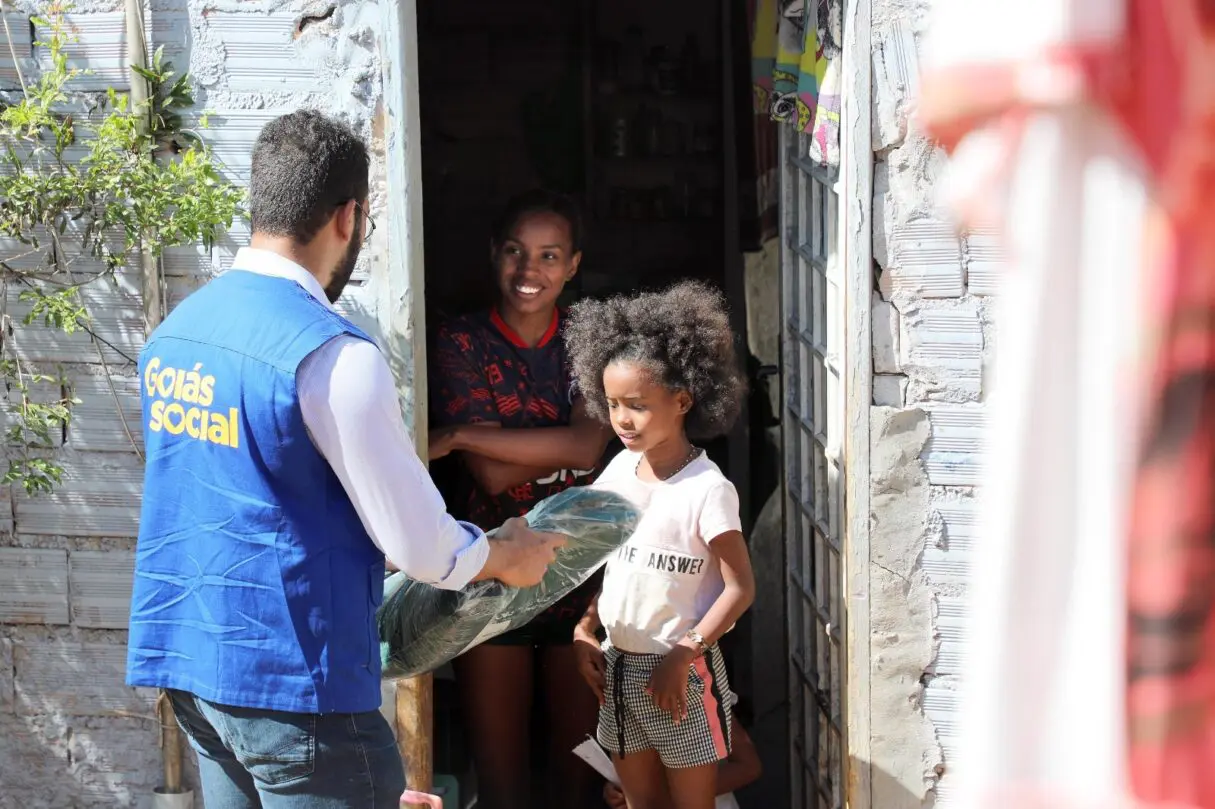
378;486;641;679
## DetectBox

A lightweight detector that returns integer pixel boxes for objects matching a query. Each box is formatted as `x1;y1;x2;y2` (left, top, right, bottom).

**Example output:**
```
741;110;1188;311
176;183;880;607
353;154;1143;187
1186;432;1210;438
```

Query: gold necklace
638;445;702;481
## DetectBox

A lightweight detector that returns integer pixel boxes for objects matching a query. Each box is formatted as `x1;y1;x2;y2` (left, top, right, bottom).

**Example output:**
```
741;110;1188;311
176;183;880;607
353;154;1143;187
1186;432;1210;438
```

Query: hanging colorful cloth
808;55;840;168
777;1;818;132
751;0;778;116
744;0;782;245
751;0;828;135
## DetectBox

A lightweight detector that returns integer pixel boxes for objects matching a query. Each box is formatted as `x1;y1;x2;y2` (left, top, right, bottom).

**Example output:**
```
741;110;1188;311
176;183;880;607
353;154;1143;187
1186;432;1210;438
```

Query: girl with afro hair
566;281;756;809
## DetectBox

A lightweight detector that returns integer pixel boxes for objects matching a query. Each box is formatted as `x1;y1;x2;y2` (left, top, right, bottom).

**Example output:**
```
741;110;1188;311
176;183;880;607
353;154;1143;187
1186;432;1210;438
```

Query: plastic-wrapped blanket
378;486;641;679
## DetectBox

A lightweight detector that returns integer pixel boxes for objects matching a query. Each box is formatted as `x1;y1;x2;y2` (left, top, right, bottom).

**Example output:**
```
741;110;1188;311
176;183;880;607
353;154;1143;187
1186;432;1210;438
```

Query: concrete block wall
0;1;394;806
867;0;1000;805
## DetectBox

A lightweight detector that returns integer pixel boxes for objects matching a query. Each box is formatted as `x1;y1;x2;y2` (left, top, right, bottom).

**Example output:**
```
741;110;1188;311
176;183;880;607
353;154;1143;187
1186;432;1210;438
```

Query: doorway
413;0;756;803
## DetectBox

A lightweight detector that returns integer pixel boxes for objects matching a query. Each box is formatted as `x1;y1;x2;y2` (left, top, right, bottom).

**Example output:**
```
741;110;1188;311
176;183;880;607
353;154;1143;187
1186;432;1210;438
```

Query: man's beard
325;235;361;303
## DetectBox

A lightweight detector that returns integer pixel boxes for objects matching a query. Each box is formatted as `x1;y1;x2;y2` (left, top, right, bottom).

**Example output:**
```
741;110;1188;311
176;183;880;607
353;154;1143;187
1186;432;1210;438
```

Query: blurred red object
920;2;1215;807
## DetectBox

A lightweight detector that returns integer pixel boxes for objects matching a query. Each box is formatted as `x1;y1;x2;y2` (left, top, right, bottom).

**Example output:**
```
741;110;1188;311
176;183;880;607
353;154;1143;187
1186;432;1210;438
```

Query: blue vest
126;270;385;714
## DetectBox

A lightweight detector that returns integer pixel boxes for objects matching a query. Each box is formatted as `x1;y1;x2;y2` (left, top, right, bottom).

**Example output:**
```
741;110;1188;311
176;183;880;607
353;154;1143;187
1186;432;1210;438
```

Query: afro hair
565;281;746;441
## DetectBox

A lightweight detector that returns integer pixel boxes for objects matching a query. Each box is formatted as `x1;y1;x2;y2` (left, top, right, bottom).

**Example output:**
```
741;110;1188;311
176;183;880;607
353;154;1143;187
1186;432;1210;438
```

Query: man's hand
477;517;567;587
573;624;606;705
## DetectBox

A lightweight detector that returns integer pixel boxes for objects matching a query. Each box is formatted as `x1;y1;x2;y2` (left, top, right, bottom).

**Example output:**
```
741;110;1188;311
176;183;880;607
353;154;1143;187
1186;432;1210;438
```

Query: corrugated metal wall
0;2;397;805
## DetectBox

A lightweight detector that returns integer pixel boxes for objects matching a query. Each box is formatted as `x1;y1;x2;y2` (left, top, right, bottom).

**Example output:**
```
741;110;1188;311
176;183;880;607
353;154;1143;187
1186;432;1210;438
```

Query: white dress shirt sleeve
296;334;489;590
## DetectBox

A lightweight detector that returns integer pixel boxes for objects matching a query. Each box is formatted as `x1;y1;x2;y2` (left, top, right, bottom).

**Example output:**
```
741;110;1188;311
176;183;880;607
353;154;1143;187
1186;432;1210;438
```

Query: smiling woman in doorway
427;189;616;809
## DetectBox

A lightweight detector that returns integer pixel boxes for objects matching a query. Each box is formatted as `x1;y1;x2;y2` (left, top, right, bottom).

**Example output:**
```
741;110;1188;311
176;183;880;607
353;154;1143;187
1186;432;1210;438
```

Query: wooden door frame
379;0;435;794
841;0;873;806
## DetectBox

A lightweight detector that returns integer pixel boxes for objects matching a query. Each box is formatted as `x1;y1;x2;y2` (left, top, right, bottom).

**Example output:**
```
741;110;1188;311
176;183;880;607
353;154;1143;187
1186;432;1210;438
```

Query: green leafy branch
0;6;244;494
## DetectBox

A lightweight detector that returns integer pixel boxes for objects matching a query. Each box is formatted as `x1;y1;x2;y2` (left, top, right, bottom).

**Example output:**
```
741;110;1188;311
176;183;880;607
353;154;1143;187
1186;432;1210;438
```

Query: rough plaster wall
869;407;941;807
0;2;395;806
867;0;996;804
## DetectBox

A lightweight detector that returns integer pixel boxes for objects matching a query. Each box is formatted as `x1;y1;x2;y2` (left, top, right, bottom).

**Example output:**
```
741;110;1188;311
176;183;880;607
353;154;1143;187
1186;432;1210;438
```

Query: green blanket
378;486;641;679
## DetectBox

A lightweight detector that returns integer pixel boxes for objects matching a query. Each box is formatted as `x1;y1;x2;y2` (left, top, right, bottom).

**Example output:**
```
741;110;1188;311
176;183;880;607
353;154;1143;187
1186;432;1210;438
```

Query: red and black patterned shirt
428;307;600;533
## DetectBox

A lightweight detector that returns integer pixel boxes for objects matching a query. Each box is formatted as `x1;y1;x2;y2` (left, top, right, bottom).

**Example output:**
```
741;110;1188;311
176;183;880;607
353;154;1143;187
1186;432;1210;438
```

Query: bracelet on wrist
682;629;708;657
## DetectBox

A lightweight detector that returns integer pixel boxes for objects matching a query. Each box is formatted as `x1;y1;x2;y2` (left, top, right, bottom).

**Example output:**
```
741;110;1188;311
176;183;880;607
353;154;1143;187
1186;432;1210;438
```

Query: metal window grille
780;124;846;809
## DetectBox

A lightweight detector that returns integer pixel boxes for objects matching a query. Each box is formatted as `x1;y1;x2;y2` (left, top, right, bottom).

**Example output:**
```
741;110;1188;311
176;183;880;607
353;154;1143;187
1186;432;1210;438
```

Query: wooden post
125;0;162;337
156;692;185;794
127;1;179;794
396;676;434;793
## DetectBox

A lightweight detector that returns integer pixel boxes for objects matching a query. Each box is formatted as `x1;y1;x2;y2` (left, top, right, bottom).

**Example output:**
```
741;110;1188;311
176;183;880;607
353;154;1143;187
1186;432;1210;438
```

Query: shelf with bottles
591;26;716;104
589;179;723;224
593;101;720;165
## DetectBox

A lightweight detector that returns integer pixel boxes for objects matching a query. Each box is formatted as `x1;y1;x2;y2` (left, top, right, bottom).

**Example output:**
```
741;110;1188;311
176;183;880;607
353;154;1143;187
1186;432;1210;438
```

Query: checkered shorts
596;644;733;769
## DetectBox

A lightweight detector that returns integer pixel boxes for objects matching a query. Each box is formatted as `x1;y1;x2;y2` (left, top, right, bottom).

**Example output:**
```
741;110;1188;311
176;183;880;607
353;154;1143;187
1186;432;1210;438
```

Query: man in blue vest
126;110;566;808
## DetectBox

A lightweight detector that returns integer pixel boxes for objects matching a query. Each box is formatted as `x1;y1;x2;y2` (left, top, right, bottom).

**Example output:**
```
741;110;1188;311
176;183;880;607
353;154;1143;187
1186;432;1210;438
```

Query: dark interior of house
415;1;780;803
419;0;730;313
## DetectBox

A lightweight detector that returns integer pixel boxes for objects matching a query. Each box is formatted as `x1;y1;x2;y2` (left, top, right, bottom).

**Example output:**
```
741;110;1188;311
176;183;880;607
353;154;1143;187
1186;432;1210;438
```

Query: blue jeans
167;689;406;808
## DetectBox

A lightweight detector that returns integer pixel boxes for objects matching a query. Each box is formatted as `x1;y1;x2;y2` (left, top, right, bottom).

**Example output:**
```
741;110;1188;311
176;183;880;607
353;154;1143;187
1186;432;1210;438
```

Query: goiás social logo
143;356;240;448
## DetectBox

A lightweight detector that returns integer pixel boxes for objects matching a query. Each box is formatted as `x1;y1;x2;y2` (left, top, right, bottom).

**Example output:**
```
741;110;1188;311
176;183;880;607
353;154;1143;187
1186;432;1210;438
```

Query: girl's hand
573;625;606;704
646;644;698;723
603;782;628;809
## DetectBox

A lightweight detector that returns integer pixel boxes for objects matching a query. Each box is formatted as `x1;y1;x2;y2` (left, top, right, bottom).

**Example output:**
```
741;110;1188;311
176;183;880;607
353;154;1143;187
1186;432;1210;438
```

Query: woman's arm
437;399;613;471
435;398;613;496
427;323;537;494
460;449;554;496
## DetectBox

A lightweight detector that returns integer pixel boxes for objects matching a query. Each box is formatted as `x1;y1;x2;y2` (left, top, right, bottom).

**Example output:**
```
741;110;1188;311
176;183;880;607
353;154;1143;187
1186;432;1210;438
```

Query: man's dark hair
249;110;370;243
491;189;585;253
565;281;746;441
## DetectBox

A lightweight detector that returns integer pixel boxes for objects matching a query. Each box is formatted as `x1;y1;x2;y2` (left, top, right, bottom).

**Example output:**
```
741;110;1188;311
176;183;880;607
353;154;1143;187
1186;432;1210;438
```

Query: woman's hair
490;188;584;253
565;281;746;441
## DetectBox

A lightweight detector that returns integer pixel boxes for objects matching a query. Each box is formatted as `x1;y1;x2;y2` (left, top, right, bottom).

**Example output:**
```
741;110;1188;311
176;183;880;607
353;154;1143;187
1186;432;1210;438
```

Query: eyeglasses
354;201;376;244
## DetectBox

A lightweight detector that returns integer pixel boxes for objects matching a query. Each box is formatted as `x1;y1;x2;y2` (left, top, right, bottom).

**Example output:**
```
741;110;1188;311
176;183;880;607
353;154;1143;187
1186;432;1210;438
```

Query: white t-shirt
593;449;742;655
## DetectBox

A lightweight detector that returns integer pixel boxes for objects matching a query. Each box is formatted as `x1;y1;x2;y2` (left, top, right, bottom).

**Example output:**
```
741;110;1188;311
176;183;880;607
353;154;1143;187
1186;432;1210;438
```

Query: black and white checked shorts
596;643;734;769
